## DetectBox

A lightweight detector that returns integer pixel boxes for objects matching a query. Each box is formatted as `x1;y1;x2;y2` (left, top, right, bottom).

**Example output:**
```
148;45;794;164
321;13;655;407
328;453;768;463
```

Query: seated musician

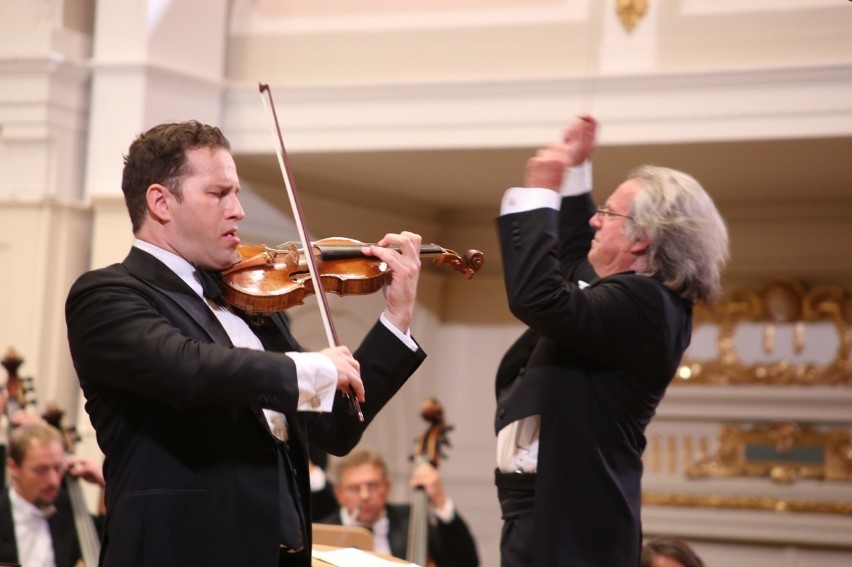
0;422;104;567
318;449;479;567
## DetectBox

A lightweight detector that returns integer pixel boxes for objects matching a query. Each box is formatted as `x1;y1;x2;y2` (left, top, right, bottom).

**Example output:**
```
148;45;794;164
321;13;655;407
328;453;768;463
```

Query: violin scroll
430;247;484;280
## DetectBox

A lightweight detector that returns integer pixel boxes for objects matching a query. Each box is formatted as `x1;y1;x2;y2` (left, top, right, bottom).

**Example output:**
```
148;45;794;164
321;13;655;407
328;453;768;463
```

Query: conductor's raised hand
524;144;573;191
524;115;598;190
321;345;365;402
562;114;597;166
362;231;422;333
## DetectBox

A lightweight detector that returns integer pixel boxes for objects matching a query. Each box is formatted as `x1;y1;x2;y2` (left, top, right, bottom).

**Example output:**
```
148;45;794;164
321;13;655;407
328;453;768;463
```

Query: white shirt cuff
559;161;592;196
285;351;337;412
380;312;418;351
500;161;592;215
309;464;328;492
500;187;562;215
433;497;456;523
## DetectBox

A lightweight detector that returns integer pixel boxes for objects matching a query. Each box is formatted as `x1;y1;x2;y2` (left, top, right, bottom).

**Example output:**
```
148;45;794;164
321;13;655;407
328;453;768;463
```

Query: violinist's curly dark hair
121;121;230;233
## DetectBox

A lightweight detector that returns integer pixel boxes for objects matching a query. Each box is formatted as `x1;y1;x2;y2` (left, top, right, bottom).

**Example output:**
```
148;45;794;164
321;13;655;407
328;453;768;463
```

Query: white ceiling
236;136;852;219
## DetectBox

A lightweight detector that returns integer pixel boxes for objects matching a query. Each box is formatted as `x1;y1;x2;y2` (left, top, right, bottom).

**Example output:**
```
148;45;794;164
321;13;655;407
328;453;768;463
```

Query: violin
255;83;482;419
220;237;484;315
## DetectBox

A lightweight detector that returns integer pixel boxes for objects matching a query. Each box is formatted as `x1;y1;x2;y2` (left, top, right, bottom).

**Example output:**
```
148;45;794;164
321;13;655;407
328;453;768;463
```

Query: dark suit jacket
321;502;479;567
0;487;91;567
65;247;426;567
495;194;692;567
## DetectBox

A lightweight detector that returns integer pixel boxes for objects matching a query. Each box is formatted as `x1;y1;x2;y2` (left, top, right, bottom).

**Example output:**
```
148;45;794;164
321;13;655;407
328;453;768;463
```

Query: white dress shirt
10;487;56;567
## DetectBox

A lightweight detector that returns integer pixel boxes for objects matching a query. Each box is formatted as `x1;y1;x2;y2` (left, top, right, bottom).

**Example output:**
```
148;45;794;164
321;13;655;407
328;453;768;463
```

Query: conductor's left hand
362;231;422;334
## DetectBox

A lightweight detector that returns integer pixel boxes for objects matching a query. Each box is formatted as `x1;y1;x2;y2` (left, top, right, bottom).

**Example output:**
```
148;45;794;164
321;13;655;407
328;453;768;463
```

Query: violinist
0;422;104;567
65;120;427;567
320;449;479;567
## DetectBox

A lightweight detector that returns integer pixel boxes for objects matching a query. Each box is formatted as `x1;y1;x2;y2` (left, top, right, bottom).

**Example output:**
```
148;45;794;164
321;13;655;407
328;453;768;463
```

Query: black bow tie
195;268;225;306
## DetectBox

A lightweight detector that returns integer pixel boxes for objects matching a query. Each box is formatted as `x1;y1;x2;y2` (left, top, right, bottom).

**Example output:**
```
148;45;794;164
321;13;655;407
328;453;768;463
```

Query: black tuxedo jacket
0;487;88;567
65;247;425;567
495;194;692;567
321;502;479;567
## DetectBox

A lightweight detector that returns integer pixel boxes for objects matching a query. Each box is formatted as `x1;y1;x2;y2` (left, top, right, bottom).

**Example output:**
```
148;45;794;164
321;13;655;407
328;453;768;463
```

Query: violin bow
258;83;364;422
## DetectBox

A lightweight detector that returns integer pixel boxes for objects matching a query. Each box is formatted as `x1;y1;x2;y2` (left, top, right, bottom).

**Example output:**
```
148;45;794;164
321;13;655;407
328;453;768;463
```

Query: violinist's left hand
66;455;105;488
362;231;422;333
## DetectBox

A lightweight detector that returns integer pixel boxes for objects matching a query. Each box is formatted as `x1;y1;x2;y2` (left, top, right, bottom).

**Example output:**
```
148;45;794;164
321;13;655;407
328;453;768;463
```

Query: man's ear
629;233;650;256
146;184;172;224
332;485;345;506
7;458;18;481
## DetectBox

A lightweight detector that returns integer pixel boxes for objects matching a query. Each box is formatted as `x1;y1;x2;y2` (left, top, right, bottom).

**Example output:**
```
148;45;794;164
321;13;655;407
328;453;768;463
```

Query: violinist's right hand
321;345;365;403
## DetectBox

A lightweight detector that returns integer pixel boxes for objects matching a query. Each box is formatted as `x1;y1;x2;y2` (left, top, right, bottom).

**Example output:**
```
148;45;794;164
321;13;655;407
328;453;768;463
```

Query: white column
74;0;230;473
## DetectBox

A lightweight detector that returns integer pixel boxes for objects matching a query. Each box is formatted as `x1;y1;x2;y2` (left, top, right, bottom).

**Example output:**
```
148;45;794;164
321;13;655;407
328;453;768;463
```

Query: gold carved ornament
674;278;852;386
617;0;648;33
644;423;852;516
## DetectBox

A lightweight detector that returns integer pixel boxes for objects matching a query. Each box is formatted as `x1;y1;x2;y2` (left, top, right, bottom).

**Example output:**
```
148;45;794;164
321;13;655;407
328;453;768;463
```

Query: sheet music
313;547;419;567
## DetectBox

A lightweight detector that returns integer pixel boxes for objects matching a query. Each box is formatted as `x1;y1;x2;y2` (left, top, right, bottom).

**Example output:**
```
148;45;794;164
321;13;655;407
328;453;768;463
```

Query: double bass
407;397;453;567
42;404;101;567
1;347;37;423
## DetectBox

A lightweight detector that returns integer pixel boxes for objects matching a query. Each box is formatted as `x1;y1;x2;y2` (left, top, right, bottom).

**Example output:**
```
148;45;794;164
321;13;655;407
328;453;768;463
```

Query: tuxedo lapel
123;248;233;346
0;491;18;564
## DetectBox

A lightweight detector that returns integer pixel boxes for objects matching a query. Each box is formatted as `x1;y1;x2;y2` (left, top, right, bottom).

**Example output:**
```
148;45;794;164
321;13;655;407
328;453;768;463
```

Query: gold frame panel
645;423;852;515
643;492;852;516
674;278;852;386
685;423;852;484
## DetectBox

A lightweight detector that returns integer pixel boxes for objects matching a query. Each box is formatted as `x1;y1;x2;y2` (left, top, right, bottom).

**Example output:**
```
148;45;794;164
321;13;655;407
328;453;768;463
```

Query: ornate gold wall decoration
643;492;852;516
617;0;649;33
644;423;852;515
685;423;852;484
673;278;852;386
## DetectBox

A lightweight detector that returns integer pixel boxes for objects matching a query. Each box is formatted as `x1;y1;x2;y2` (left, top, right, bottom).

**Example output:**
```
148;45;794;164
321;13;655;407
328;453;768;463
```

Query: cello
407;397;453;567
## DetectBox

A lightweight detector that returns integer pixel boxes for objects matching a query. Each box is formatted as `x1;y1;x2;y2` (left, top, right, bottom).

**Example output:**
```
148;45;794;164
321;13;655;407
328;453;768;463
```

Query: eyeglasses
342;481;385;496
595;205;634;221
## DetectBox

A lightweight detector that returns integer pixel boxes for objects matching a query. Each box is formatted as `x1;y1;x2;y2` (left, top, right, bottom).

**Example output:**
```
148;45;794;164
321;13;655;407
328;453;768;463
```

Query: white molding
681;0;839;16
222;64;852;154
643;505;852;548
657;385;852;424
228;0;590;35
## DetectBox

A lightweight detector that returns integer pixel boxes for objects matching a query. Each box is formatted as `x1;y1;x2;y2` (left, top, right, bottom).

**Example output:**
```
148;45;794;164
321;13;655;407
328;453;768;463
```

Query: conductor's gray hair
626;165;729;304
